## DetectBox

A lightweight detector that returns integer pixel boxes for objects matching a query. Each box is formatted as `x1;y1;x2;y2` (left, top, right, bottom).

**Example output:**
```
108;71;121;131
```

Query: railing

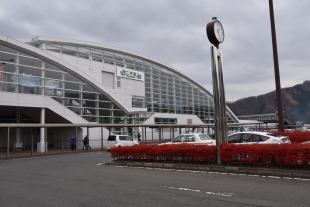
0;121;269;160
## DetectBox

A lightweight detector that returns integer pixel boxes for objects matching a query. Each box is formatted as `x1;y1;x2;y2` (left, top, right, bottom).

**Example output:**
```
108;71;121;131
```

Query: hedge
110;143;310;167
273;130;310;143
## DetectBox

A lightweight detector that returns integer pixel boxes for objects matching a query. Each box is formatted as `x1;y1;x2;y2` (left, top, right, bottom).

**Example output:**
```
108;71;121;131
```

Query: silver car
159;133;215;146
107;135;139;151
227;131;291;145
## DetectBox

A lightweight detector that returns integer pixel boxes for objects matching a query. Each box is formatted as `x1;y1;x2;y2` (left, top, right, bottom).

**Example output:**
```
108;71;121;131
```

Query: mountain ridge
226;80;310;121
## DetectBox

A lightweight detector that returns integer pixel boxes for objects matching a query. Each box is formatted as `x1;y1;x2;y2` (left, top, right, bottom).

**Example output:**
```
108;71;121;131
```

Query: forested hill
226;80;310;121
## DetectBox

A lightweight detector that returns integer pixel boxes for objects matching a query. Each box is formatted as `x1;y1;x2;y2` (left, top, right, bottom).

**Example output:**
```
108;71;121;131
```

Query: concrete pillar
13;108;23;150
37;108;47;152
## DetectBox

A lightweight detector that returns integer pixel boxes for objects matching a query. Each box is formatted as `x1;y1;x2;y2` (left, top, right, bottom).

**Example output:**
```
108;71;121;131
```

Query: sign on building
116;67;144;82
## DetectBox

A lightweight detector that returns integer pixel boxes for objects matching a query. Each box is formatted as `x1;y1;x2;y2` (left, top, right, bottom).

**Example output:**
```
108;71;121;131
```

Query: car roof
178;133;206;136
228;131;285;137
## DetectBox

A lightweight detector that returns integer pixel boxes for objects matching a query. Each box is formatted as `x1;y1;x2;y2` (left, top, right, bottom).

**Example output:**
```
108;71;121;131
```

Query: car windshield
198;134;212;140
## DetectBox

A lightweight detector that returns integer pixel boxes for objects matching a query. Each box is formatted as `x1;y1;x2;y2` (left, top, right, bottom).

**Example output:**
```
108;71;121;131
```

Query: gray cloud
0;0;309;101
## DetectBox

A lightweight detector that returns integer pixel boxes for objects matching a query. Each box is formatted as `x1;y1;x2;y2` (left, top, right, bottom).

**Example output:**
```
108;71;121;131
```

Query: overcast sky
0;0;309;101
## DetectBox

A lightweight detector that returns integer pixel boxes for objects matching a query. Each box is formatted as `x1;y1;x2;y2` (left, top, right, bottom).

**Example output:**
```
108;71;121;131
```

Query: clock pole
207;17;227;165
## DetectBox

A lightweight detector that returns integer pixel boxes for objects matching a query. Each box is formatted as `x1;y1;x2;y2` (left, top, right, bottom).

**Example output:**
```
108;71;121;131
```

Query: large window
0;45;128;126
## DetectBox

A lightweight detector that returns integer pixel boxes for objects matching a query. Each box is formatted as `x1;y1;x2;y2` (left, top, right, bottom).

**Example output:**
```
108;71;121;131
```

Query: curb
105;161;310;179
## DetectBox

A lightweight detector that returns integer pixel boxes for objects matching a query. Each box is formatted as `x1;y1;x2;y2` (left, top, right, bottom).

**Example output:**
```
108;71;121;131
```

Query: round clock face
214;21;224;43
206;19;225;47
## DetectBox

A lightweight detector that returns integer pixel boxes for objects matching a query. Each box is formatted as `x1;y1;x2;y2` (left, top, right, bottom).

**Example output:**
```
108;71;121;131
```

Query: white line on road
109;165;310;182
161;186;235;197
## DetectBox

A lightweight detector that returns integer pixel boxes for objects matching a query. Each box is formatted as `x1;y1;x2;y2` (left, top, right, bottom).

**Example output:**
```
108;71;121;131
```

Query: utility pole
269;0;284;131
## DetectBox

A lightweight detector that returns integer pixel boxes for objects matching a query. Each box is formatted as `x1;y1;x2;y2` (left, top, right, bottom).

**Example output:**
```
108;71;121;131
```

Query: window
198;134;212;140
228;134;242;143
119;136;126;141
172;135;183;143
126;136;133;141
184;135;195;142
132;96;145;108
154;118;177;124
108;136;116;141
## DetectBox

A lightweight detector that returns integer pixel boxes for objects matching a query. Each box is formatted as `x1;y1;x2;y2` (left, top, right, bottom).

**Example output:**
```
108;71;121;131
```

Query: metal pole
144;126;146;144
142;127;144;145
101;126;103;151
211;45;221;165
75;127;77;153
31;129;33;156
161;127;163;142
269;0;284;131
44;127;47;156
61;128;63;153
87;127;89;151
6;127;10;160
218;50;227;143
172;126;175;141
151;128;153;141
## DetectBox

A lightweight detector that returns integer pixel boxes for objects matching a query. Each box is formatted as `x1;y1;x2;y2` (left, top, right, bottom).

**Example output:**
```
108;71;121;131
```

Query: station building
0;35;239;151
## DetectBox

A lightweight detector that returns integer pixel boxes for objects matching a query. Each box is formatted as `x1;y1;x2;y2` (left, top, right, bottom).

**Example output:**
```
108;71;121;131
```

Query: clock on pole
206;17;225;48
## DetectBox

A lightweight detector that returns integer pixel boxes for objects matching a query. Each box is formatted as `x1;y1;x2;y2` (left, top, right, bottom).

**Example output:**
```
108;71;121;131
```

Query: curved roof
2;34;239;122
0;34;146;114
29;36;214;97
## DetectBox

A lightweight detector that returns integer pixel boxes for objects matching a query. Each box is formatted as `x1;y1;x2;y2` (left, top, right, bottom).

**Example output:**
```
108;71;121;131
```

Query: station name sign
117;67;144;82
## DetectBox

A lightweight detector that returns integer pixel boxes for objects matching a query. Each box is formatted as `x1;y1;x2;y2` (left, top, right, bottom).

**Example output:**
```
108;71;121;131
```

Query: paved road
0;152;309;207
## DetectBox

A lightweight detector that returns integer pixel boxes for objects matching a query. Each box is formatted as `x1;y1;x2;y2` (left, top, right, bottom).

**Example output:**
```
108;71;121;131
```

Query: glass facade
0;41;237;126
0;45;126;124
45;43;236;123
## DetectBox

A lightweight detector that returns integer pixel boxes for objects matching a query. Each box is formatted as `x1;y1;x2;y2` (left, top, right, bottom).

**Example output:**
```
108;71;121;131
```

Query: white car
227;131;291;145
159;133;215;146
107;135;139;151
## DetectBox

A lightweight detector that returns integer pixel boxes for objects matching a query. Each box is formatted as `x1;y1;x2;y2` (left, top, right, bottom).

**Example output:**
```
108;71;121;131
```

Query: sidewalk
105;160;310;179
0;148;102;161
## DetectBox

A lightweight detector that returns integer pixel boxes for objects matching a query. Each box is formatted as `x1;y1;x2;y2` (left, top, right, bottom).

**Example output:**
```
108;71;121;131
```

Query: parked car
301;141;310;144
107;135;139;151
227;131;291;145
300;127;310;131
159;133;215;146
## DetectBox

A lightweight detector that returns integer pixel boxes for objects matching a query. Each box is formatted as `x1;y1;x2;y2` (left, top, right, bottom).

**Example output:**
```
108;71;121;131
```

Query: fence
0;121;293;160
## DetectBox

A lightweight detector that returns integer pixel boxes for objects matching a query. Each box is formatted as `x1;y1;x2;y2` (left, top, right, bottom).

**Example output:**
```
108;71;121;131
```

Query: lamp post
269;0;284;131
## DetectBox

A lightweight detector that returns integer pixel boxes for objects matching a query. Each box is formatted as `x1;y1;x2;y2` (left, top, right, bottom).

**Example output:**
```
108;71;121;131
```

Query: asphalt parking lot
0;151;309;207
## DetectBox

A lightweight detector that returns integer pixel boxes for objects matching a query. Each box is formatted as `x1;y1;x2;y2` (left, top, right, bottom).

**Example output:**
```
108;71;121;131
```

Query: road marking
283;177;292;179
268;176;281;179
110;165;310;182
161;186;234;197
